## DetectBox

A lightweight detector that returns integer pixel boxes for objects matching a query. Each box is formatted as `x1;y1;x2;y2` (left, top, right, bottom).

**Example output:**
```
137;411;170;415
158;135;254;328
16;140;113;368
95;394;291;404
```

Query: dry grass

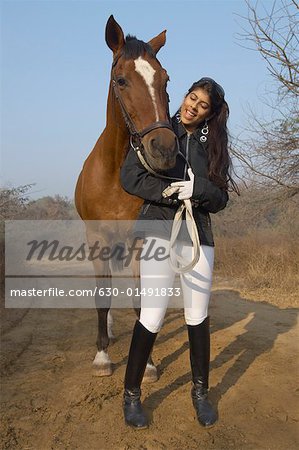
214;230;299;294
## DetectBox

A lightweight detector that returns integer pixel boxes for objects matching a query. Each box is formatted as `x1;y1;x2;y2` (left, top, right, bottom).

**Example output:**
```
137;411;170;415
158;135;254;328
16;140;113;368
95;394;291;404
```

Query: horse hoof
143;363;158;383
92;351;113;377
92;363;113;377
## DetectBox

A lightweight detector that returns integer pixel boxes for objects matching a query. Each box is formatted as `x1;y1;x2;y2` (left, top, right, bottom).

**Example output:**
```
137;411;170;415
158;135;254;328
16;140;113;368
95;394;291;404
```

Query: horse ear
105;15;125;54
148;30;167;54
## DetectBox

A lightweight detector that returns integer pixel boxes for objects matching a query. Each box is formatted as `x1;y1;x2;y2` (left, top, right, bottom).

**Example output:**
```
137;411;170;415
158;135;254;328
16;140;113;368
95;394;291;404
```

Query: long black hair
185;78;239;194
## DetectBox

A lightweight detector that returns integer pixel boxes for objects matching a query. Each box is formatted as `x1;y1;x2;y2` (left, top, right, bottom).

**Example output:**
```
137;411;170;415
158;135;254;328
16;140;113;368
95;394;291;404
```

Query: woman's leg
180;244;214;325
139;236;176;333
179;244;217;427
124;236;175;428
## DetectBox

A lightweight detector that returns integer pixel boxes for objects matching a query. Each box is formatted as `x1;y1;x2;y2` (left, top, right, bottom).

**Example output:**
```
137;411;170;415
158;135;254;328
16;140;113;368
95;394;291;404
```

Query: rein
111;54;200;273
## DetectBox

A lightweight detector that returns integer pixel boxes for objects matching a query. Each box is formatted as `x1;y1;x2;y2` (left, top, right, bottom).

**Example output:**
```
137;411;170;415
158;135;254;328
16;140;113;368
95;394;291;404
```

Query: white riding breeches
139;236;214;333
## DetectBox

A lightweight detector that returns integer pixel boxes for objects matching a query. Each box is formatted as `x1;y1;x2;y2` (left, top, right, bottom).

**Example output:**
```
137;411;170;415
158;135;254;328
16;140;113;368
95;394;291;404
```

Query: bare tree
0;184;34;220
242;0;299;94
0;187;78;220
233;0;299;196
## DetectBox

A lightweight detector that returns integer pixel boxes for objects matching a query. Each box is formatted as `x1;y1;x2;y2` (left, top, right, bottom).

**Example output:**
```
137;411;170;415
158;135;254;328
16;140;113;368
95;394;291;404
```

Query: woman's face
180;87;211;132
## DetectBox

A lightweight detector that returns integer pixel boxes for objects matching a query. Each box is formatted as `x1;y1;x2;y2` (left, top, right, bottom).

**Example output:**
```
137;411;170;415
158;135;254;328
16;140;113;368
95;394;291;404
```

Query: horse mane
123;34;156;59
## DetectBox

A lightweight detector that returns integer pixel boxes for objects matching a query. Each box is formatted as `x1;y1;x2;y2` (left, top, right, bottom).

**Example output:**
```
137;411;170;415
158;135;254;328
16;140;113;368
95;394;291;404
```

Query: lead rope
135;147;201;273
168;199;200;273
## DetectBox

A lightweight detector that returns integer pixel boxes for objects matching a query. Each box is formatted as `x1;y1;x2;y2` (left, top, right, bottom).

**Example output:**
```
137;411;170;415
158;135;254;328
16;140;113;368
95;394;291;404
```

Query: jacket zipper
184;133;191;179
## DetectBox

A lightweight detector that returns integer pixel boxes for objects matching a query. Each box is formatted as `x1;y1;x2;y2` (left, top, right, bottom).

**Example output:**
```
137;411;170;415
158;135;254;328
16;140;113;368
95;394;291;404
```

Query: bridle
111;53;188;182
111;53;175;153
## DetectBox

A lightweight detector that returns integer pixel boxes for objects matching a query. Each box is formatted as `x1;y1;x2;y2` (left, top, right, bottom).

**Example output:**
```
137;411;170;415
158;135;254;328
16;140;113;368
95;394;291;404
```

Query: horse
75;16;178;380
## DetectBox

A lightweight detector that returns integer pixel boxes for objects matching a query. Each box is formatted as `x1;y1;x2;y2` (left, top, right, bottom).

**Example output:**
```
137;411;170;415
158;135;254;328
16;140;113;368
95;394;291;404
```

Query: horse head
105;15;178;172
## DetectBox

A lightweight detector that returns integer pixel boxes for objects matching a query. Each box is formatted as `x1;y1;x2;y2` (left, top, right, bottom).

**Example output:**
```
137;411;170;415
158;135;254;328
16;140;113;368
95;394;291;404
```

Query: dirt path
1;286;298;450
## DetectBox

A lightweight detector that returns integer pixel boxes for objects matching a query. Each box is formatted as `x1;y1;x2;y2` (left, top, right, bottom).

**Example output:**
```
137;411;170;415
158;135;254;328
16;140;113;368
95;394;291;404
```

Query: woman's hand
162;185;180;198
171;168;195;200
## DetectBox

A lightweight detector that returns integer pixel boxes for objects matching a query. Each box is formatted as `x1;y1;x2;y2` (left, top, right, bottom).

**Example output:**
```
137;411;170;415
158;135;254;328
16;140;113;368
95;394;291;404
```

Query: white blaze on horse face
134;56;159;121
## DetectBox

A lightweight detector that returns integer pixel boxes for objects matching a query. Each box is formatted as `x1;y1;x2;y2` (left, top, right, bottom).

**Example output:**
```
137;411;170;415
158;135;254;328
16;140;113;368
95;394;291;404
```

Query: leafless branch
233;0;299;197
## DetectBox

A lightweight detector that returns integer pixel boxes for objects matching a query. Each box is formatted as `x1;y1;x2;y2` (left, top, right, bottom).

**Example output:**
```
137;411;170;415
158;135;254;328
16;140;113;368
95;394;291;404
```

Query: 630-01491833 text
9;287;182;298
96;287;181;297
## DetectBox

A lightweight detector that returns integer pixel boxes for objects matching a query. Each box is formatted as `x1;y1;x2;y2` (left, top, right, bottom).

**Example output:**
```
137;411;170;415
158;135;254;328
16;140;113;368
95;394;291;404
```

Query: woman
120;77;238;429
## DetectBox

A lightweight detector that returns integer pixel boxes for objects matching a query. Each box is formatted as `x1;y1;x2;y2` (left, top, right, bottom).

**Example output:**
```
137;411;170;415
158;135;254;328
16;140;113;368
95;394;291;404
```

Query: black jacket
120;118;229;246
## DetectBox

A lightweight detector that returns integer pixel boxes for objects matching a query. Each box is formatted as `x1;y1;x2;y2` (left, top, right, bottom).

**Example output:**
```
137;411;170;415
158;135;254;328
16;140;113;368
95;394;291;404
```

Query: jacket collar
171;117;207;143
171;118;186;138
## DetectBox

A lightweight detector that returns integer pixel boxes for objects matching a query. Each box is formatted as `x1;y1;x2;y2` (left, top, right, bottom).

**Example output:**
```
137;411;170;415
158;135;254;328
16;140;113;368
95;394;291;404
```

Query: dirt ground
1;281;298;450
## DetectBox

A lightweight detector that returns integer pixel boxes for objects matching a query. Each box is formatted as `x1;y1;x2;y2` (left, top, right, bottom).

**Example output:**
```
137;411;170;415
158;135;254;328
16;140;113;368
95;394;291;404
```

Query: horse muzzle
143;128;178;171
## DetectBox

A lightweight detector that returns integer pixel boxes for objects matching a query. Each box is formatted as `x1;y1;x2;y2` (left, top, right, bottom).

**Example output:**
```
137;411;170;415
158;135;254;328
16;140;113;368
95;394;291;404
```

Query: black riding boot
187;317;218;427
124;320;157;429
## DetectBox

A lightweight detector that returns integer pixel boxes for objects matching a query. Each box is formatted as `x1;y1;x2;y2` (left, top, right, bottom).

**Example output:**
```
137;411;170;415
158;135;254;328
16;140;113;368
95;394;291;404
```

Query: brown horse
75;16;178;379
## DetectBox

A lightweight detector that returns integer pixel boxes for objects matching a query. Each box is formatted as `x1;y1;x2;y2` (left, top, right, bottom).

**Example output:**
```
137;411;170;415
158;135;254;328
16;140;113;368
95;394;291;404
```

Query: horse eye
117;77;126;87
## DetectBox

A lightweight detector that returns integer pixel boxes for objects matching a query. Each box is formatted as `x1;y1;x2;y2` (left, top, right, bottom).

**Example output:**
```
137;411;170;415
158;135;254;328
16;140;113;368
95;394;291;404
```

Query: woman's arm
192;176;229;213
120;149;175;203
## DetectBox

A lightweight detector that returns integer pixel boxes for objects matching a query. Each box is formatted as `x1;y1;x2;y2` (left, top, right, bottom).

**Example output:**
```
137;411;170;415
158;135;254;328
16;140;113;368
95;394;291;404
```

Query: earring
175;110;181;123
200;120;209;142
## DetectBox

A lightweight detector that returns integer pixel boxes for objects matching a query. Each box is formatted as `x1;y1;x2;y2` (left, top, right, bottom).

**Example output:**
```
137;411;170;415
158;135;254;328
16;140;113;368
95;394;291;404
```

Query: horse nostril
150;138;157;150
148;134;178;162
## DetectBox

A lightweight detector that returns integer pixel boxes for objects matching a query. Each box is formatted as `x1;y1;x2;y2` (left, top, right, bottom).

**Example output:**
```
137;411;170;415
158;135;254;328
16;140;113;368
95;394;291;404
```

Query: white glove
162;185;180;198
171;168;194;200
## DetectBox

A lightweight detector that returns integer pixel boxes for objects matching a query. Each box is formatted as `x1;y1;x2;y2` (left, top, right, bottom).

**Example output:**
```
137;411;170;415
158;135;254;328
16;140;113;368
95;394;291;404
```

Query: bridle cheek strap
111;68;173;144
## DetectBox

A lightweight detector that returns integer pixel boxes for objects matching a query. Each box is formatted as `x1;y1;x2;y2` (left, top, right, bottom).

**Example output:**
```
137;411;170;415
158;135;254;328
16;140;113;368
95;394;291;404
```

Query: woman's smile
180;87;211;131
185;109;197;118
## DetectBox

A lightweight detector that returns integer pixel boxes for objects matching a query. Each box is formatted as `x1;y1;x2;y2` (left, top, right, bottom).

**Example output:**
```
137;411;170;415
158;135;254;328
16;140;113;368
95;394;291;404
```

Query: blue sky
1;0;273;199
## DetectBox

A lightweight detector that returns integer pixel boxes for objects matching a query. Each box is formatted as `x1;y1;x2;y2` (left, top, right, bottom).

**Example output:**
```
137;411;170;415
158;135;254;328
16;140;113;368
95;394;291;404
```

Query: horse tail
110;242;126;272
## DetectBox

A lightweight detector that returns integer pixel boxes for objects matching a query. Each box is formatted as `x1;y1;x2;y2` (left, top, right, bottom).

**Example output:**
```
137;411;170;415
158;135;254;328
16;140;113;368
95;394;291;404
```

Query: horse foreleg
92;277;113;377
86;223;114;377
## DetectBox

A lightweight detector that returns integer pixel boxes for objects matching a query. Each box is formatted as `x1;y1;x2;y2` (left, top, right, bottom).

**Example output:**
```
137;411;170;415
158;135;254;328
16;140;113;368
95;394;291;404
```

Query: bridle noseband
111;53;174;152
